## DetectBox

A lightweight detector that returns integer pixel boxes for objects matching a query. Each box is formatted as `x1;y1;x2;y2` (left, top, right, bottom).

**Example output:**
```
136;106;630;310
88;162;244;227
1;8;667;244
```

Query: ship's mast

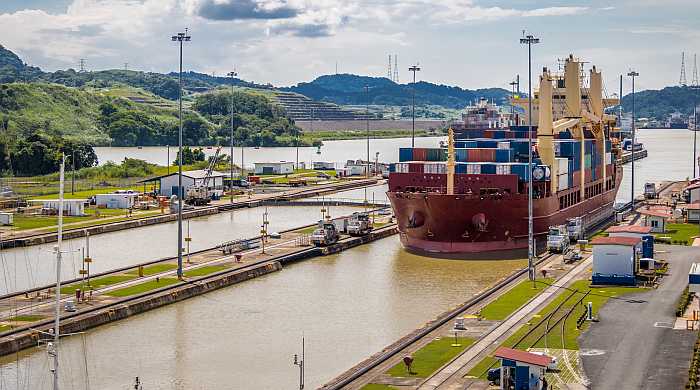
447;127;455;195
537;68;556;194
564;56;586;200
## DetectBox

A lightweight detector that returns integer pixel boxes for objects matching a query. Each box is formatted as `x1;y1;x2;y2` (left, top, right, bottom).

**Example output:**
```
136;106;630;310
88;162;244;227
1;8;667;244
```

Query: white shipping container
496;164;511;175
557;173;569;191
0;212;12;226
423;162;446;174
556;157;569;176
605;152;612;165
497;141;510;150
395;163;409;173
466;164;481;174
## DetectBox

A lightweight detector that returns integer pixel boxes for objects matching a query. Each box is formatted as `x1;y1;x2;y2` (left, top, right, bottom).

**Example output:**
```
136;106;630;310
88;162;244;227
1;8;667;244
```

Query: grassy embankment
467;280;644;379
654;223;698;245
302;128;437;143
385;337;475;378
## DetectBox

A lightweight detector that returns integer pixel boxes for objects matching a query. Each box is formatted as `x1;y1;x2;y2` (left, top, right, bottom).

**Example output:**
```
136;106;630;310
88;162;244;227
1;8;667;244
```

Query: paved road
580;244;700;390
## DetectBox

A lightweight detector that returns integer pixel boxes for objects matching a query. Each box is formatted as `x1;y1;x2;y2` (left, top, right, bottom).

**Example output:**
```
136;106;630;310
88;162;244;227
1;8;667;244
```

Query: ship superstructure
387;55;622;258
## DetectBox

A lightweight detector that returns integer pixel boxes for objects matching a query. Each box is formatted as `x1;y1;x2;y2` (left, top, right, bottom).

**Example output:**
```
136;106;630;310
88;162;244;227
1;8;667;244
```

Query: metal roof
606;225;653;234
639;209;672;218
590;236;641;246
138;170;226;183
494;347;552;367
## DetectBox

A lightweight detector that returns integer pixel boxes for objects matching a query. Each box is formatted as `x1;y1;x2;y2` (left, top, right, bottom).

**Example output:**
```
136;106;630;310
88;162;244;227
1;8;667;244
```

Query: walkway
418;257;593;389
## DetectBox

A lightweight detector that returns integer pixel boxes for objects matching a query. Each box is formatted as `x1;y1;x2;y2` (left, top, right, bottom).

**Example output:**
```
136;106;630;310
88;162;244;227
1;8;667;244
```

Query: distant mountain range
281;74;509;109
1;43;698;121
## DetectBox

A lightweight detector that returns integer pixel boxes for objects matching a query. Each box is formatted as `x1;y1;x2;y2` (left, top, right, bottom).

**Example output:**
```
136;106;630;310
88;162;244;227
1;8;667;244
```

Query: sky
1;0;699;93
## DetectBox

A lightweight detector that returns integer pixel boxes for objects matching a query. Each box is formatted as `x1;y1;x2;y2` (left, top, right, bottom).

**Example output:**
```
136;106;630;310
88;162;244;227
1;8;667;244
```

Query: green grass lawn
294;225;318;234
0;325;10;333
127;263;178;276
654;223;698;245
184;265;230;278
386;337;474;378
106;278;180;297
31;187;142;200
60;274;136;294
8;314;45;322
11;209;162;232
479;278;554;321
467;280;645;378
360;385;398;390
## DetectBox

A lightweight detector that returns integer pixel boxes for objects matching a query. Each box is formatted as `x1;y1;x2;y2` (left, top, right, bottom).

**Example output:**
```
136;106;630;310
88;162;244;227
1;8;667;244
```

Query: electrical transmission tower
387;55;392;79
693;54;699;87
79;59;86;73
680;51;688;86
124;63;128;71
393;54;399;83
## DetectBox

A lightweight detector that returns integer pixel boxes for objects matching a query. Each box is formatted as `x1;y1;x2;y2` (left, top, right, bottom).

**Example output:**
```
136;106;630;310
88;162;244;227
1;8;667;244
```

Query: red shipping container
484;130;495;138
467;148;496;162
606;164;613;176
412;148;427;161
409;162;423;173
572;171;581;185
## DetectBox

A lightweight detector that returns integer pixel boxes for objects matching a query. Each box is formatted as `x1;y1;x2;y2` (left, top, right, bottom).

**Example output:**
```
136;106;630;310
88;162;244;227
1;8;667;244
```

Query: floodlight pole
520;33;540;287
627;70;639;211
409;65;421;147
228;70;237;203
172;28;191;279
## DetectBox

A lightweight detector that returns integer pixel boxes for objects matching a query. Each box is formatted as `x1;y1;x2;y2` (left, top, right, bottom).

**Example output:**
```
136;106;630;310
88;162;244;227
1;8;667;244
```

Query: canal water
0;204;363;295
0;237;525;390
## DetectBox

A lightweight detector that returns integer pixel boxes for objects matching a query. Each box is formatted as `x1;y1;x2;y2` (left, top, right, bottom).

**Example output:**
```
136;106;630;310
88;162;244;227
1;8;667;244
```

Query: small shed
591;236;641;285
687;203;700;223
606;225;654;258
690;263;700;294
254;162;294;175
640;208;671;233
493;347;551;390
144;170;226;197
0;212;12;226
344;160;368;176
31;199;87;216
95;192;139;209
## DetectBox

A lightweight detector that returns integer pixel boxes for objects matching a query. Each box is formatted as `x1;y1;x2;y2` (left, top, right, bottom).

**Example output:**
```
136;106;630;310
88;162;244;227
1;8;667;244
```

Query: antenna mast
387;55;392;79
393;54;399;82
681;51;688;86
79;59;86;73
693;54;699;87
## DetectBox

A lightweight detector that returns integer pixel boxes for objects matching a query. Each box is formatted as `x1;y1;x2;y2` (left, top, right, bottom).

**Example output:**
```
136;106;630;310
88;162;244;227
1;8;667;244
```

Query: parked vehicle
186;146;221;206
311;221;340;246
347;212;372;236
566;217;585;242
547;225;570;253
487;367;501;384
644;182;657;199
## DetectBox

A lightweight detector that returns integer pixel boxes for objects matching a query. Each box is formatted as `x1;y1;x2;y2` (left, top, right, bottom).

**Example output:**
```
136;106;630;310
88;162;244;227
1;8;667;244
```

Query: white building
640;208;671;233
155;170;225;197
688;203;700;223
30;199;87;216
591;236;641;285
95;192;139;209
254;162;294;175
344;160;368;176
687;182;700;203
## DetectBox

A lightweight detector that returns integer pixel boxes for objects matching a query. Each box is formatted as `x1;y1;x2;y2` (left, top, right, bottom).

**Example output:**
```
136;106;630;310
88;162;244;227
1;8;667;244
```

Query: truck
311;220;340;246
644;182;657;199
547;225;570;253
566;217;585;242
347;212;372;236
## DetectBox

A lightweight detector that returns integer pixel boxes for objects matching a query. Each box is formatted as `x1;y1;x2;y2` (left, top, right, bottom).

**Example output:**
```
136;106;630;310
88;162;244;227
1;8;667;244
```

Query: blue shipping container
456;149;468;162
481;164;497;174
399;148;413;162
495;149;512;163
455;163;468;174
389;163;396;172
476;140;498;148
642;235;654;258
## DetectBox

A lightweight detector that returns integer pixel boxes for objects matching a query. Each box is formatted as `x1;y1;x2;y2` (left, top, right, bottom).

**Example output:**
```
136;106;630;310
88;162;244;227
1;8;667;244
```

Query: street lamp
172;28;191;279
520;33;540;286
408;64;421;147
627;70;639;211
692;84;699;178
293;337;305;390
227;70;237;203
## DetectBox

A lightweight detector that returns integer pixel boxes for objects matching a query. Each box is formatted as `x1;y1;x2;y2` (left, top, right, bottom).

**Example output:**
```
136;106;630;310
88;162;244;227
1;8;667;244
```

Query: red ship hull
388;166;622;259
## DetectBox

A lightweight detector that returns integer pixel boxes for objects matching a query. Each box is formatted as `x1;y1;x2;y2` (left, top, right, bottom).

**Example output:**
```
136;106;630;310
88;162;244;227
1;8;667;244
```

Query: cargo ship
387;55;622;258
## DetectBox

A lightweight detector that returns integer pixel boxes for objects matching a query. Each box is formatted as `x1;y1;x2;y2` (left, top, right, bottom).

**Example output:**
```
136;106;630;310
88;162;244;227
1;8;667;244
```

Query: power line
79;59;86;73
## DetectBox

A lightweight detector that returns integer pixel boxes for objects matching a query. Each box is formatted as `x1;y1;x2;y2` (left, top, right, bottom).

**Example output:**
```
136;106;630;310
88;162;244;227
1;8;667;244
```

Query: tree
173;146;206;165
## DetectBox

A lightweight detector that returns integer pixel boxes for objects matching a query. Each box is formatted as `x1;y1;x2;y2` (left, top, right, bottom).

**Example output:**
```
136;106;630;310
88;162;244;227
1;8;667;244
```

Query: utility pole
167;145;170;175
261;208;269;254
628;70;639;210
71;149;76;195
365;84;370;205
171;28;191;280
692;83;699;178
228;70;237;203
408;64;421;147
520;33;540;287
51;156;66;390
293;337;305;390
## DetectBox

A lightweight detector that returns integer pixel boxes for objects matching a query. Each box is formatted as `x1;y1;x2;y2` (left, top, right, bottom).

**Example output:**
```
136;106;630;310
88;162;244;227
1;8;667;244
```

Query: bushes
678;287;692;317
687;334;700;388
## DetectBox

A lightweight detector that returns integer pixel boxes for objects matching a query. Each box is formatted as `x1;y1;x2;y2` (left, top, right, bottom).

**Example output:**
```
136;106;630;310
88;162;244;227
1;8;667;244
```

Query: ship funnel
447;127;455;195
537;69;557;194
